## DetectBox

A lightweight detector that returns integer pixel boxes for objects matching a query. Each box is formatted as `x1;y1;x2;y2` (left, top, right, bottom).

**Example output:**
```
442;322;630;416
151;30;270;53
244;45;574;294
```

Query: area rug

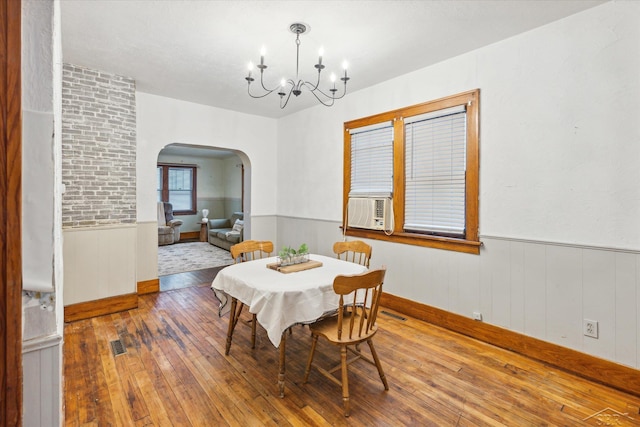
158;242;233;276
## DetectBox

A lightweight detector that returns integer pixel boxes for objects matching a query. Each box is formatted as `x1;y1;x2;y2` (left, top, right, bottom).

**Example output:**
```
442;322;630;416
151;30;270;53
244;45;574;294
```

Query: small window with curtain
157;163;197;214
343;89;480;254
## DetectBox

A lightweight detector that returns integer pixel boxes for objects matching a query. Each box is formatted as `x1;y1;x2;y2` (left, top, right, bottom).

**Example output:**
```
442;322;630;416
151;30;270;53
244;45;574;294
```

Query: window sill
343;228;481;255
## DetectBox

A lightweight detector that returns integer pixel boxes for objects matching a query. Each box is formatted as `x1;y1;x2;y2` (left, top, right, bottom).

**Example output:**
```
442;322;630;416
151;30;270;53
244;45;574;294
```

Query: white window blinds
404;105;467;236
349;121;394;198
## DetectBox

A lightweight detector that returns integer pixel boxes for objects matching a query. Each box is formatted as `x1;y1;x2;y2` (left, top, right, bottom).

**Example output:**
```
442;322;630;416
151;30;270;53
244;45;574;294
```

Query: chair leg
341;345;350;417
251;314;257;349
225;298;239;355
303;334;319;383
367;339;389;390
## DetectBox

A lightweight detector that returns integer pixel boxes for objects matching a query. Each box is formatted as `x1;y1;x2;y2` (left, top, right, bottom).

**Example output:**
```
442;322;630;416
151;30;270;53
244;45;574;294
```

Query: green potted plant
278;243;309;266
297;243;309;263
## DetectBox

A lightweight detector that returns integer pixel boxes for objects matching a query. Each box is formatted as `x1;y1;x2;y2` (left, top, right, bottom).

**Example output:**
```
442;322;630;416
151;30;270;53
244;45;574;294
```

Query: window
343;89;480;254
349;122;394;198
157;163;197;214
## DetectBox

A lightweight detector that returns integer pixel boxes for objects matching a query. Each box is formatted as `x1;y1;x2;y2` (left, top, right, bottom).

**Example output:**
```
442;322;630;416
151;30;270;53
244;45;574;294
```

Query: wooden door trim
1;0;23;424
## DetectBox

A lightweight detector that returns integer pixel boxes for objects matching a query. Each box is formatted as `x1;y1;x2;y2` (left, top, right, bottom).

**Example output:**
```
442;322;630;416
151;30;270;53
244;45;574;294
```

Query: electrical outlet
472;311;483;321
584;319;598;338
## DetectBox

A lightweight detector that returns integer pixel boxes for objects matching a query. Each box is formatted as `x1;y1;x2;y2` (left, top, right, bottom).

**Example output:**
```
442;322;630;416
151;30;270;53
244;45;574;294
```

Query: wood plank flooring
64;268;640;426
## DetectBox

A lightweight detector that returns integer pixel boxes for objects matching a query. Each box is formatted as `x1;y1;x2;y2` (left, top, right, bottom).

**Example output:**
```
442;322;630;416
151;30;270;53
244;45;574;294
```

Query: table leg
225;298;240;356
278;331;286;398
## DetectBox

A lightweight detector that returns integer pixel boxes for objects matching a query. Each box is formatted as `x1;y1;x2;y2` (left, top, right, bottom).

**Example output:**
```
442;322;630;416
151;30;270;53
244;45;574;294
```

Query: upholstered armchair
157;202;183;245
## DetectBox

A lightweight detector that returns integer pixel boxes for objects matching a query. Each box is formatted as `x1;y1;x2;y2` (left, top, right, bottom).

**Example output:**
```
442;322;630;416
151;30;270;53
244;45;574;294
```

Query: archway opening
155;144;249;290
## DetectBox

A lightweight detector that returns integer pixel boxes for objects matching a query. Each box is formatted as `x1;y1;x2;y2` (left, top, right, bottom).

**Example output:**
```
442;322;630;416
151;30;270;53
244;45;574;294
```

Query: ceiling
61;0;605;120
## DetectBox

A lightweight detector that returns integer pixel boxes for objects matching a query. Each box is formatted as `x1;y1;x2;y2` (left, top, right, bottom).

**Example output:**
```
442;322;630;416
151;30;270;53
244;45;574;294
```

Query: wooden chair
225;240;274;354
303;268;389;417
230;239;274;264
332;240;372;268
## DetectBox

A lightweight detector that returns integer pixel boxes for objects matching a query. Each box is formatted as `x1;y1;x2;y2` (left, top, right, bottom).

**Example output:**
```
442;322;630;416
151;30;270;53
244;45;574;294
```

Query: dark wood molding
380;292;640;397
1;0;23;424
64;293;138;323
137;278;159;295
180;231;199;240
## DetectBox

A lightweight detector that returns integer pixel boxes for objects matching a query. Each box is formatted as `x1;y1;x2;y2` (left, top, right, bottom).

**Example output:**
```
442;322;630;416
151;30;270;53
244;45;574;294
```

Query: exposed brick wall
61;64;136;227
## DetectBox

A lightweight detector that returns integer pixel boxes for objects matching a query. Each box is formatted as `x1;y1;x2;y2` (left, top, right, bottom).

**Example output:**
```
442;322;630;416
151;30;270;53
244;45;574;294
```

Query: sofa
208;212;244;251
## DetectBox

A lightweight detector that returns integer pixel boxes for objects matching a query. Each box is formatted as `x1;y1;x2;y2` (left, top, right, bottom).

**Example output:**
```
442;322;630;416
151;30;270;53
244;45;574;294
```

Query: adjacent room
155;145;239;289
8;0;639;425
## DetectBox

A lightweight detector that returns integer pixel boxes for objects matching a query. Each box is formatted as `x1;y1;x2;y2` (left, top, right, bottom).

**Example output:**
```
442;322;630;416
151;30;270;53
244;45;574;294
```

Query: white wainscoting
63;225;137;305
23;335;63;427
277;216;640;369
136;221;158;283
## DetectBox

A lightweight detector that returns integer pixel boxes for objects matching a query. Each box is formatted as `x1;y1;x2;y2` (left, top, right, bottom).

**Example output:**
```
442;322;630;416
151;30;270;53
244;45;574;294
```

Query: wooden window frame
342;89;480;255
157;163;198;215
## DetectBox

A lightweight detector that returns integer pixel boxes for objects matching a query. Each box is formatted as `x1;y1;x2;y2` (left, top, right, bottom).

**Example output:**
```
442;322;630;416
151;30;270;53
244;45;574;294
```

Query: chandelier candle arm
244;22;350;109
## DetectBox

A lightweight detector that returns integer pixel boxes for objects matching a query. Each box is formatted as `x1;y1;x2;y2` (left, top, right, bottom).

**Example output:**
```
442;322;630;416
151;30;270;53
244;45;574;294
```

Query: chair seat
310;314;378;344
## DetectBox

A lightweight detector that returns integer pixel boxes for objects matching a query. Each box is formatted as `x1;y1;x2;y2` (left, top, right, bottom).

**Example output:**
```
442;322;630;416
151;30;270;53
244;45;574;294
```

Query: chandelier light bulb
244;22;350;109
260;46;266;65
341;60;350;80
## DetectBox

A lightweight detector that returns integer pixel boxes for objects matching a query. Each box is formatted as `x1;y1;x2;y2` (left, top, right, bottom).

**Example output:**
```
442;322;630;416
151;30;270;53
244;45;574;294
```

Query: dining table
211;253;368;397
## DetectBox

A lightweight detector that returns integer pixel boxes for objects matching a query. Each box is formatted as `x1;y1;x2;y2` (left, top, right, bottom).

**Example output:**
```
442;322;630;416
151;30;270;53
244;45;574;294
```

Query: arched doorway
156;144;247;291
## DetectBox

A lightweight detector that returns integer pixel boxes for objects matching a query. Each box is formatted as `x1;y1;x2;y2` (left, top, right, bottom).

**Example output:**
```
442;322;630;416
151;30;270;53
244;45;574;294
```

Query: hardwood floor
159;266;225;292
64;269;640;426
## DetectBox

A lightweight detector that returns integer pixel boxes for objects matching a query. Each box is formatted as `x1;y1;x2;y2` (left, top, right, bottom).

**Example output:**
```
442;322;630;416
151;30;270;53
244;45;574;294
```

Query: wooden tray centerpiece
267;259;323;274
267;243;322;273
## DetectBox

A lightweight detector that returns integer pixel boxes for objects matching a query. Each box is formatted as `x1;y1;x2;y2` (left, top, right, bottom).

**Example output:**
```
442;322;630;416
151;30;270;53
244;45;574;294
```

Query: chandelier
245;22;350;109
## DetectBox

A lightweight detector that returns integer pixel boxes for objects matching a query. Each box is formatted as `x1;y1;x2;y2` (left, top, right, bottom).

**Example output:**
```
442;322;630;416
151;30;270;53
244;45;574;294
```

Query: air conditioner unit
347;197;391;231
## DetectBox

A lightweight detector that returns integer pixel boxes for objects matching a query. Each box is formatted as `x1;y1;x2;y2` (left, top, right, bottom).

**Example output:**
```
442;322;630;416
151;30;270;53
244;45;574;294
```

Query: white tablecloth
211;254;368;347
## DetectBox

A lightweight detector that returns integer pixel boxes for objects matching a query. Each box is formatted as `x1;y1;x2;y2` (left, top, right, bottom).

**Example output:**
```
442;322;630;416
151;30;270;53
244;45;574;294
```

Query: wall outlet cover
584;319;599;338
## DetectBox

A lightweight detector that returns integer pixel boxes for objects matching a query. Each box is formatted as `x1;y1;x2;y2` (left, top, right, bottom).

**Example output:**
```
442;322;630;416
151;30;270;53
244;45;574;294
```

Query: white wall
137;93;278;219
223;156;243;217
22;0;64;425
276;1;640;368
136;93;279;278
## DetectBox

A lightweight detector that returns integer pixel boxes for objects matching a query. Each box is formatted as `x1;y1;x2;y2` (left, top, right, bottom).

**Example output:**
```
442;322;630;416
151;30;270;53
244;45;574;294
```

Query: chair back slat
333;268;386;341
230;240;274;264
333;240;372;268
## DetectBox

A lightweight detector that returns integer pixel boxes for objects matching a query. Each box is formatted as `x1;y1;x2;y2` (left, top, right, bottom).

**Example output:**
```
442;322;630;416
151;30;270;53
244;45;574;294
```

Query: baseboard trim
180;231;199;240
137;278;159;295
380;292;640;397
64;293;138;323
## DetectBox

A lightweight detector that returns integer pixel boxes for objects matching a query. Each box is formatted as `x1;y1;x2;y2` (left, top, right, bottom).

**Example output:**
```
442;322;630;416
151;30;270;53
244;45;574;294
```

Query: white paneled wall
136;221;158;283
23;336;63;427
279;217;639;369
63;225;137;305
